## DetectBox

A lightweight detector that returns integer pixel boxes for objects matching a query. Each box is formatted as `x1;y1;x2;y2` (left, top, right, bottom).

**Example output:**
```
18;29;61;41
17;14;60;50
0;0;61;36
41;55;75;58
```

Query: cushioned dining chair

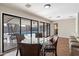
16;34;25;56
44;36;59;56
51;37;58;56
18;43;42;56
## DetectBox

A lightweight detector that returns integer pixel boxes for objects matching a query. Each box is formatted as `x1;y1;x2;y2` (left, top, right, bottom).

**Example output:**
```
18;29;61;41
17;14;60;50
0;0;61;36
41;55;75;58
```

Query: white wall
54;18;76;37
0;5;52;53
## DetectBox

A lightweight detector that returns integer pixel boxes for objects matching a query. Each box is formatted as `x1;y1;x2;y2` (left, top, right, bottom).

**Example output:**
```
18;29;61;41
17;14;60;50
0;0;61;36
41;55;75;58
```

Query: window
45;23;50;37
44;23;50;43
21;18;31;43
31;21;38;44
3;14;20;51
39;22;44;44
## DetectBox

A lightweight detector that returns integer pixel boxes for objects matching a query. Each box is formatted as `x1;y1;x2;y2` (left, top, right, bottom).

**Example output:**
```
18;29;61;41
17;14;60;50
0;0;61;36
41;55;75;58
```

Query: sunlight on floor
3;50;20;56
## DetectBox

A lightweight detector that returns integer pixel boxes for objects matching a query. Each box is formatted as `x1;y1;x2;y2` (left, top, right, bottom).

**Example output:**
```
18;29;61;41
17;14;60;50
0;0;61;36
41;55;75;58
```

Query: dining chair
52;36;58;56
18;43;42;56
44;36;59;56
16;34;25;56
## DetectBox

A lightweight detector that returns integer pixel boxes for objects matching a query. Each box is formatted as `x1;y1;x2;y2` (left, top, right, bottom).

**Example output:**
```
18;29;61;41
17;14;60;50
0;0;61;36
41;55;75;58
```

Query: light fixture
44;4;51;8
25;3;31;8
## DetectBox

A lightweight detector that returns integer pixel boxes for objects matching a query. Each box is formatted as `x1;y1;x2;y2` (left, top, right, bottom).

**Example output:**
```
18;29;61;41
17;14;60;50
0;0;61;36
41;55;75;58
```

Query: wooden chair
18;43;42;56
16;34;25;56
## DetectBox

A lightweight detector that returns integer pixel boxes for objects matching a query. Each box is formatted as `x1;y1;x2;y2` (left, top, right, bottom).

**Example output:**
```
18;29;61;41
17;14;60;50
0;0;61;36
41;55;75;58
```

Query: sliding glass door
31;21;38;44
21;18;31;43
39;22;44;44
44;23;50;43
3;14;20;51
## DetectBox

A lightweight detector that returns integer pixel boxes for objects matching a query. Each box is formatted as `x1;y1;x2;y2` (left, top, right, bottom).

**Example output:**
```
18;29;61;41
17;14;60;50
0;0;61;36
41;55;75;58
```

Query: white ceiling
1;3;79;21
